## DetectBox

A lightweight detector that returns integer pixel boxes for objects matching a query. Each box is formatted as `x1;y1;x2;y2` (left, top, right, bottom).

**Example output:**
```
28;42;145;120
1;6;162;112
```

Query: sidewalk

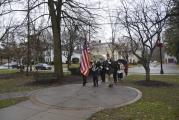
0;91;32;100
0;83;142;120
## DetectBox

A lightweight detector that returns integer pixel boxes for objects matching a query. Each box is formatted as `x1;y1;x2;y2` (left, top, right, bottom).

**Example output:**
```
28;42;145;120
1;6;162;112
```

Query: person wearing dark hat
105;53;113;87
99;61;106;83
82;74;87;86
112;61;120;84
91;61;99;87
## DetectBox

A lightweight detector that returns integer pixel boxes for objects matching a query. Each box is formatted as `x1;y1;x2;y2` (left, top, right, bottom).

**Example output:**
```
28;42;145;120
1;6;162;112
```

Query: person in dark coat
81;62;91;86
112;61;120;84
80;62;87;86
82;74;87;86
99;61;106;83
104;58;113;87
91;62;99;87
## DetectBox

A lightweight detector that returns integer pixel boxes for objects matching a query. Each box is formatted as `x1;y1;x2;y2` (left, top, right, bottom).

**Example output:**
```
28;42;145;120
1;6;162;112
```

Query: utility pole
26;0;30;76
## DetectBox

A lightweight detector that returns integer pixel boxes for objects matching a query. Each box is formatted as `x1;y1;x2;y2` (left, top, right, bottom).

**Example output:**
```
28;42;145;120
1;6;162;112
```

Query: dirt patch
134;80;174;87
62;75;83;84
0;73;19;79
26;75;92;87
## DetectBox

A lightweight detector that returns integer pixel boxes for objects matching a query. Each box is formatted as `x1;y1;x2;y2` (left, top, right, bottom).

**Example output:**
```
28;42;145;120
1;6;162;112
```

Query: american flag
80;42;90;76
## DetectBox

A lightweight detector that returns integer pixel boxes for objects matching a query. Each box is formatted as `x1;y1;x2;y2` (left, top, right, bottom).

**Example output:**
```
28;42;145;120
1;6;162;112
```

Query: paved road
0;83;142;120
129;63;179;75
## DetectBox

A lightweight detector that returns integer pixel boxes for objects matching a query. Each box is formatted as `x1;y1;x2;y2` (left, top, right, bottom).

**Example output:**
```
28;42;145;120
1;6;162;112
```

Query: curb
30;85;142;111
114;86;142;108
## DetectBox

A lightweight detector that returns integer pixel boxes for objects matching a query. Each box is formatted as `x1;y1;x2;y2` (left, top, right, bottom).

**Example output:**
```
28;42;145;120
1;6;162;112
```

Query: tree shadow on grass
134;80;174;87
24;75;85;87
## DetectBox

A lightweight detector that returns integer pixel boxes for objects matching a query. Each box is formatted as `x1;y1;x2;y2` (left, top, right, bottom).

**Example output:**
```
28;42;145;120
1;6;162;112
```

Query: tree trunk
112;52;114;60
48;0;63;78
8;57;10;69
176;53;179;64
143;64;150;81
67;34;74;70
67;55;71;70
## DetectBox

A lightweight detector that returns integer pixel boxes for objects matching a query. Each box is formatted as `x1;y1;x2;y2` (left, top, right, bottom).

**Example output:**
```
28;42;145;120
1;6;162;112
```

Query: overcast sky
0;0;169;42
80;0;122;42
1;0;168;43
0;0;122;43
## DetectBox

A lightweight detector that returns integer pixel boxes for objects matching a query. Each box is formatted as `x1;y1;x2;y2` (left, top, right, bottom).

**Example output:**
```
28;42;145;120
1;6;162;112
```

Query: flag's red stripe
84;49;89;67
81;50;88;74
82;50;88;71
80;47;90;76
81;58;86;73
80;51;86;73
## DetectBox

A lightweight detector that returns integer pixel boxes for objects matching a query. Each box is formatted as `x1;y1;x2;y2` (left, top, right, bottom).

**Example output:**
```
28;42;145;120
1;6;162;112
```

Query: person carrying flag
80;41;91;86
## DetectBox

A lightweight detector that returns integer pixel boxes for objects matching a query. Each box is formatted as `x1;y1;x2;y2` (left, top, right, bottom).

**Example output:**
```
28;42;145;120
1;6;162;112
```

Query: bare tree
118;0;170;81
47;0;96;78
105;9;119;60
117;37;131;62
0;0;19;42
0;0;96;79
61;24;78;69
1;31;17;67
0;0;19;16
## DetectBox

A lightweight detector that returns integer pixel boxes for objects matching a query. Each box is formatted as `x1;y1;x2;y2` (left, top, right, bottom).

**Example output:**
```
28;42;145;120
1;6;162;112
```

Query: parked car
0;64;10;69
35;63;52;70
0;62;18;69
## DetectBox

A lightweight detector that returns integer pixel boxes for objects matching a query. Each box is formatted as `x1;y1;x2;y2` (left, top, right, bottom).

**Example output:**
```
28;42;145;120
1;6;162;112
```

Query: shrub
69;67;80;75
72;58;79;64
49;61;54;65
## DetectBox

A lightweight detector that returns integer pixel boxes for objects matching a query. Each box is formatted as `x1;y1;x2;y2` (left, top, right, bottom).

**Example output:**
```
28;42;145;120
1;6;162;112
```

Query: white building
90;42;140;63
43;41;177;64
44;49;81;63
164;54;177;63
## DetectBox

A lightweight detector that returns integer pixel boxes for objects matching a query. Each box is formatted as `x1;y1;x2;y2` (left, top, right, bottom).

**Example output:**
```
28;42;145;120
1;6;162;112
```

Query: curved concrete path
0;83;142;120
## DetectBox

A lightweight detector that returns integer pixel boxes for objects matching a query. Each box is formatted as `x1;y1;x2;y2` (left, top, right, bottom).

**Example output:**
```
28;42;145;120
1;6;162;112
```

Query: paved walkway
0;91;32;100
0;83;142;120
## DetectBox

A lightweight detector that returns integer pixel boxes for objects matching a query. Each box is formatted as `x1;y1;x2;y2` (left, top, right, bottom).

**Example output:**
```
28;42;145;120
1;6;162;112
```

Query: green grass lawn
0;69;18;74
0;71;72;94
63;63;80;68
177;64;179;68
128;64;141;68
0;97;28;109
69;64;80;68
88;75;179;120
0;73;42;93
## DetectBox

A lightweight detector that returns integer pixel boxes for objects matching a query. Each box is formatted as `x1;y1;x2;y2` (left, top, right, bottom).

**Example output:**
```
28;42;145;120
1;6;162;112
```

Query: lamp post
157;34;164;74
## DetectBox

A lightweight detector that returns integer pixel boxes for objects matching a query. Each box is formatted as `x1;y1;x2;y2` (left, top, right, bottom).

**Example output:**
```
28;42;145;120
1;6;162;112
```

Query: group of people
82;57;128;87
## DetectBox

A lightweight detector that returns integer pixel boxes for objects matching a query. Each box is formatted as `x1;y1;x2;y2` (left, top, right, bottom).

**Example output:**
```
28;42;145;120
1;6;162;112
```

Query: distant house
90;42;111;59
44;41;177;64
44;49;81;63
164;54;177;63
0;58;8;65
128;50;141;63
90;41;140;63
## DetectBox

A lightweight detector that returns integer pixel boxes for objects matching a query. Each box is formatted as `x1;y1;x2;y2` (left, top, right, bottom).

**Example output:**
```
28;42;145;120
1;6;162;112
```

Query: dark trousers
124;69;128;76
82;75;87;86
113;72;117;83
100;73;105;82
93;76;98;87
